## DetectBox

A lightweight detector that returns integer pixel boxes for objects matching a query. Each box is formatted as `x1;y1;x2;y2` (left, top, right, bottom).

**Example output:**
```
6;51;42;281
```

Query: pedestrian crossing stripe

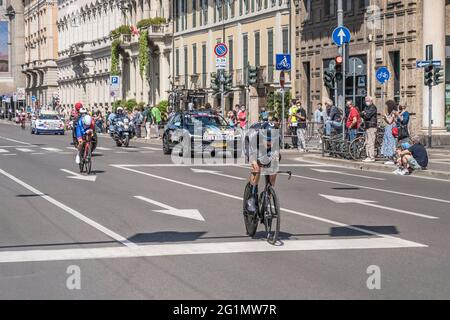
16;148;33;152
96;147;113;151
41;147;63;152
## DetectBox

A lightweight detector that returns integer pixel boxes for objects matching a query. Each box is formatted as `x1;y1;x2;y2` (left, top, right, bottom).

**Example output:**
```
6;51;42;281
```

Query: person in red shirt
237;105;247;129
346;101;361;141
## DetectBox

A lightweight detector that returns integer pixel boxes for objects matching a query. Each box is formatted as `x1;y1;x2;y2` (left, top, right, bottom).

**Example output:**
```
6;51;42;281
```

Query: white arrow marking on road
135;196;205;221
311;168;385;181
319;194;439;220
191;168;245;180
60;169;97;182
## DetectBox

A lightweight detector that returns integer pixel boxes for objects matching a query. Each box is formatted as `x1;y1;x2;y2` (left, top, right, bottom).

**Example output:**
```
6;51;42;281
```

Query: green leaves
136;17;167;30
110;39;121;76
138;31;149;78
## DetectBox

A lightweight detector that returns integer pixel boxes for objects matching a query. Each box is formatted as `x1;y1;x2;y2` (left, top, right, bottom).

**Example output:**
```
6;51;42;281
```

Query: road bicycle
243;170;292;245
78;131;93;174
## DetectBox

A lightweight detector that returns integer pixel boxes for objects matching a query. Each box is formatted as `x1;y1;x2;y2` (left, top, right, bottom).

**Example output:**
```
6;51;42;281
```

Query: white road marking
110;163;326;167
284;172;450;204
96;147;113;151
140;151;154;154
112;165;424;241
0;168;135;248
191;168;245;180
31;153;45;155
41;147;63;152
0;145;38;148
2;153;16;156
0;149;8;153
0;135;33;145
320;194;439;220
135;196;205;221
60;169;97;182
16;148;33;153
311;168;385;181
141;146;161;151
0;237;426;264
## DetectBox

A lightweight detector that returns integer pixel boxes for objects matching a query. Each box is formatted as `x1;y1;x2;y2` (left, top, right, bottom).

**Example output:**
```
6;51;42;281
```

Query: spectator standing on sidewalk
361;96;378;162
132;108;143;138
143;105;153;140
346;101;361;141
151;105;162;139
381;100;397;164
237;105;247;129
288;100;299;148
295;101;307;152
395;102;410;144
324;98;342;136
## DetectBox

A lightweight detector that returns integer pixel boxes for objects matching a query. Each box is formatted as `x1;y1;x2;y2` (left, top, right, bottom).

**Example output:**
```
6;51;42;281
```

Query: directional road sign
214;43;228;57
416;60;442;68
376;66;391;84
332;26;351;47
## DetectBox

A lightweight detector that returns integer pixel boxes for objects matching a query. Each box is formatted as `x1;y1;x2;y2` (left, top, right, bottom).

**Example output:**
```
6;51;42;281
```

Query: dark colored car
162;111;242;157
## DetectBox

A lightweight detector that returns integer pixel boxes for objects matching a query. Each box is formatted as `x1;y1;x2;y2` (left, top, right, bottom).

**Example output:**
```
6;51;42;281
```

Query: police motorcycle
109;107;135;147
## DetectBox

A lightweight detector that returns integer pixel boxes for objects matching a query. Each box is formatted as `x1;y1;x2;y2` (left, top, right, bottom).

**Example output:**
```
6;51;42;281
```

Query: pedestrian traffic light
210;72;219;92
424;65;434;86
335;55;343;81
224;72;233;92
247;65;258;86
324;69;335;90
433;65;445;85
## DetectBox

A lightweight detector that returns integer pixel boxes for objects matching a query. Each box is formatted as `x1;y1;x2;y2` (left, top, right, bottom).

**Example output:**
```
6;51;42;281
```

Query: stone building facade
22;0;59;109
294;0;449;139
0;0;26;105
57;0;172;111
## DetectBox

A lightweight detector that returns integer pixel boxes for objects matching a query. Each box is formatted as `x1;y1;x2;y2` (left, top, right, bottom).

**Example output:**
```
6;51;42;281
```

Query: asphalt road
0;123;449;299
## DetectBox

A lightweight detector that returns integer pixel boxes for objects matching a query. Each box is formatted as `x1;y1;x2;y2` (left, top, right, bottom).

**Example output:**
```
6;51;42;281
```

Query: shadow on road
330;225;399;237
128;231;207;244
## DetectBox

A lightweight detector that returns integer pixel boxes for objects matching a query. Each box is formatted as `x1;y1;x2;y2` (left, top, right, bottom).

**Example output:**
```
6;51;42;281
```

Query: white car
31;111;65;135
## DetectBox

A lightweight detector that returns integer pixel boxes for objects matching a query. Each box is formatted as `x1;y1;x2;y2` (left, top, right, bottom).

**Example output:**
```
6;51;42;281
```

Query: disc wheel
243;183;258;237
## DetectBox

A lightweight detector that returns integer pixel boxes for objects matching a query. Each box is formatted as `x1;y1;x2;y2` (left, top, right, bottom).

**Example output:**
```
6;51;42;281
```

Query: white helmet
117;107;124;113
82;115;92;127
79;107;87;114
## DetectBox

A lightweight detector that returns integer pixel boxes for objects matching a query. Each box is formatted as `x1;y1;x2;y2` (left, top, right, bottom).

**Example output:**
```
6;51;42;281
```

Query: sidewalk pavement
301;152;450;181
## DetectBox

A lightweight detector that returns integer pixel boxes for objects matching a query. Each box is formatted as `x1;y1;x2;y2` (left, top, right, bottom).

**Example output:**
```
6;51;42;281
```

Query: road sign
416;60;441;68
280;71;285;88
216;57;227;70
17;88;25;101
348;57;364;76
31;95;36;102
376;66;391;84
276;54;291;71
332;26;351;47
214;43;228;57
110;76;121;98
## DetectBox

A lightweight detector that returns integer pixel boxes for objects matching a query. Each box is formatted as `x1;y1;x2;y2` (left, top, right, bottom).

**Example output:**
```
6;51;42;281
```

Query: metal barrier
281;121;324;151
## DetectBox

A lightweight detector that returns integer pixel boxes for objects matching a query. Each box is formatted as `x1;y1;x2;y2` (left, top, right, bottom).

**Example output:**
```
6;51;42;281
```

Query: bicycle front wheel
264;186;281;245
85;143;92;174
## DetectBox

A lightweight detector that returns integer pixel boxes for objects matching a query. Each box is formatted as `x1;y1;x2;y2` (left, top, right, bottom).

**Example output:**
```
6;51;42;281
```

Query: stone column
159;50;170;100
422;0;446;131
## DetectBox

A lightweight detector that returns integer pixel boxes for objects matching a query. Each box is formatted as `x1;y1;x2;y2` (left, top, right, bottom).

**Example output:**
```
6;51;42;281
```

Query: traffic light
324;69;335;90
210;72;219;92
433;65;445;85
335;55;343;81
224;72;233;92
247;65;258;86
424;65;434;86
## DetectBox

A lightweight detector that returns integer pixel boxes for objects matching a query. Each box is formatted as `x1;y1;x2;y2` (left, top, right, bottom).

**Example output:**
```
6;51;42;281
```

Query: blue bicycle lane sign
276;54;291;71
376;66;391;84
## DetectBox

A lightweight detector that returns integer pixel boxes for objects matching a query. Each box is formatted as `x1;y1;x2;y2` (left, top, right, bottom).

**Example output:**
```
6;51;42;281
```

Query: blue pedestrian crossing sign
332;26;351;47
276;54;291;71
376;66;391;84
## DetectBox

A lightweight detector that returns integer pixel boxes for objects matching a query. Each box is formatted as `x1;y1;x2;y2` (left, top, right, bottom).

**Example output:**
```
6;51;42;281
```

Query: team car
31;111;65;135
162;111;242;157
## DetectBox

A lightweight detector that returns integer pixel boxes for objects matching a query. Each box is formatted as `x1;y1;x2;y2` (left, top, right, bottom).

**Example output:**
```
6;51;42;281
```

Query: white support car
31;111;65;135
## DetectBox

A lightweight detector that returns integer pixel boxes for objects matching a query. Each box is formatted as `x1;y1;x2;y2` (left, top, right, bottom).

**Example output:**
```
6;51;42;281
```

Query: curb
301;154;450;181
